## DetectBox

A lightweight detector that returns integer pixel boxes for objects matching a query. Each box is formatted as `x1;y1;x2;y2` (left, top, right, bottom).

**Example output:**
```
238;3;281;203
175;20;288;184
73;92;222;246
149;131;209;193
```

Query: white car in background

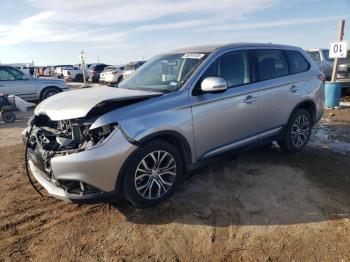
54;65;74;79
103;65;125;85
99;66;119;83
62;66;84;82
122;61;145;79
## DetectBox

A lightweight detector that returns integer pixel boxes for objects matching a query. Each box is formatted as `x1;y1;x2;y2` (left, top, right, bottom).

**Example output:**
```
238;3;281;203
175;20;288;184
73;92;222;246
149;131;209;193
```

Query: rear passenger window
201;51;250;88
285;50;310;74
256;49;289;81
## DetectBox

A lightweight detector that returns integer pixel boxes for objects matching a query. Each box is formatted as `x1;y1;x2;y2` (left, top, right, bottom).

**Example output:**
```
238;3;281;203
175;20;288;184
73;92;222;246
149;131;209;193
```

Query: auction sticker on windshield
182;53;205;59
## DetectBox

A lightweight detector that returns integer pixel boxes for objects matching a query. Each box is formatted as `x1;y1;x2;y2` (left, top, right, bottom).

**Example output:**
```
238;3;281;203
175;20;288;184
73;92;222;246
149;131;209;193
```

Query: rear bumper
87;75;99;82
104;74;119;83
26;128;138;203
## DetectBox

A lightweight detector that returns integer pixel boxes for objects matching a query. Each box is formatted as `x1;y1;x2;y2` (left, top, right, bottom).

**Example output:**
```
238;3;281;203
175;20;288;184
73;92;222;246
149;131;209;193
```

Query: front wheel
279;108;312;152
1;111;16;123
123;140;183;207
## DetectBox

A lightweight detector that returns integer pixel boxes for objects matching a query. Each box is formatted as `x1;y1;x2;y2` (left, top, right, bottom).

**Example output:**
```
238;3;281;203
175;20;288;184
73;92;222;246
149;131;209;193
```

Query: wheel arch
39;86;62;101
115;130;192;192
288;99;317;125
137;130;193;165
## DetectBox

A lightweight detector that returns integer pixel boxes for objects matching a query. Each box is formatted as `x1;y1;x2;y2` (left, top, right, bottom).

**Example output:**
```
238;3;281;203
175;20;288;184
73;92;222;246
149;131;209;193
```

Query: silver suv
23;43;324;207
0;65;68;101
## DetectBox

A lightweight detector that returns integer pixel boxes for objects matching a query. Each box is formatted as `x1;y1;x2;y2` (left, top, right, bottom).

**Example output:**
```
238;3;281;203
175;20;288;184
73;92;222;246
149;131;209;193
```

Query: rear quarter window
285;50;310;74
307;51;321;61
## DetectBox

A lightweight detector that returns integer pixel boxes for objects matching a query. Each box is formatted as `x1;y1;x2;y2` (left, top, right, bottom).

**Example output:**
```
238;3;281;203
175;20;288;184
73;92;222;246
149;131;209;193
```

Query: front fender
90;89;197;162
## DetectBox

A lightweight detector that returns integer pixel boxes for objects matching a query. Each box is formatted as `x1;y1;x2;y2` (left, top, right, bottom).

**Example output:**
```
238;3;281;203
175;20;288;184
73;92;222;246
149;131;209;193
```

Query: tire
279;108;312;152
74;74;83;82
1;111;16;123
123;140;183;207
41;87;61;101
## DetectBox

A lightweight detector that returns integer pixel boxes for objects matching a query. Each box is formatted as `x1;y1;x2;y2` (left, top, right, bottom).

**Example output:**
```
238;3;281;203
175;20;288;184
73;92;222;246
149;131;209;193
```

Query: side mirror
201;77;227;92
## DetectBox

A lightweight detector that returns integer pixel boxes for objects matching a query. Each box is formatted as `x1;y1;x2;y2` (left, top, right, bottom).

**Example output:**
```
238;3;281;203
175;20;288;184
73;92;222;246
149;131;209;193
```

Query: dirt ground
1;106;350;261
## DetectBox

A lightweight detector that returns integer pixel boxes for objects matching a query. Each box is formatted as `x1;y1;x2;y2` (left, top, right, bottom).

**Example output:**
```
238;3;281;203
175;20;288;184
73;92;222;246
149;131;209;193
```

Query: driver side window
200;50;250;88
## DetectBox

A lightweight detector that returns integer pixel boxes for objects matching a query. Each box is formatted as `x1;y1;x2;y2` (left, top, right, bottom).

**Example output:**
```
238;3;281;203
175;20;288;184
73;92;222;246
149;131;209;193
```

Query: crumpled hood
35;86;161;120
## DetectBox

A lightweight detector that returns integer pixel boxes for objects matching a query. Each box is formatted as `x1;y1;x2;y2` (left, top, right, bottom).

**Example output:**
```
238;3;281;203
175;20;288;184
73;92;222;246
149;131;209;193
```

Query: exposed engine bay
26;114;117;176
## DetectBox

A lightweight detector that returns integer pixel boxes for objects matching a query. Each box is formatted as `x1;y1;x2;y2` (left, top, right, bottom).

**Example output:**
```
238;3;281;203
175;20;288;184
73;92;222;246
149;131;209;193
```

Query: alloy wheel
291;114;310;148
134;150;176;200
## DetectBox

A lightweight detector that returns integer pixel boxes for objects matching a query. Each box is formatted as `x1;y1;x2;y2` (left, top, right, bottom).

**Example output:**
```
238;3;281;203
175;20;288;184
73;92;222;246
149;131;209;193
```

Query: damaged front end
23;87;160;202
23;113;128;201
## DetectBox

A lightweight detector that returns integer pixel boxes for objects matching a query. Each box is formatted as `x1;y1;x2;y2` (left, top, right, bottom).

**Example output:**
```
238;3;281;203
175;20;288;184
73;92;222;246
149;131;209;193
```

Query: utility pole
80;51;87;87
331;19;345;82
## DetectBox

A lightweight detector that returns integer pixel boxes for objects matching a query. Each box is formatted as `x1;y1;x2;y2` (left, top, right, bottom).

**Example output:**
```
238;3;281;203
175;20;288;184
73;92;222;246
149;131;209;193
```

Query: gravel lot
1;104;350;261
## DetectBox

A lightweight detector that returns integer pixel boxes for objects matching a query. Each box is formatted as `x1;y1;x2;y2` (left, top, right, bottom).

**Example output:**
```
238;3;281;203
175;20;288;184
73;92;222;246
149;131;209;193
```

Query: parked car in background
123;61;145;79
103;65;125;85
54;65;74;79
306;49;333;80
17;67;31;76
15;66;35;76
36;66;53;77
0;65;68;101
87;63;108;82
337;50;350;87
99;66;119;83
62;66;84;82
23;43;324;207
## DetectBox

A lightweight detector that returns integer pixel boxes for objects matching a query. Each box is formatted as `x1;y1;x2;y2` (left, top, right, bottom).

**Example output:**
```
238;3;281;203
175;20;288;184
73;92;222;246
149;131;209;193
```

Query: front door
190;50;259;159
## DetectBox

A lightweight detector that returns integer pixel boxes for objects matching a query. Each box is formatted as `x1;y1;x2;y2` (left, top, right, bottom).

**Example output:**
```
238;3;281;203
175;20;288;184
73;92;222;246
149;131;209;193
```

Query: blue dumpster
325;82;342;107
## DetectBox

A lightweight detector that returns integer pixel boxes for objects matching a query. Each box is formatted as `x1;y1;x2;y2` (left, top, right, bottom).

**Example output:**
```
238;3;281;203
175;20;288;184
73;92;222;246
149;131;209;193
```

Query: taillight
318;73;326;82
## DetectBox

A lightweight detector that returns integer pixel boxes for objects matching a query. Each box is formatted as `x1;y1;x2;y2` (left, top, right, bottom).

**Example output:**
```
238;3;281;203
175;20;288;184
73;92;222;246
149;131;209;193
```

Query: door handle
289;85;299;93
243;95;257;104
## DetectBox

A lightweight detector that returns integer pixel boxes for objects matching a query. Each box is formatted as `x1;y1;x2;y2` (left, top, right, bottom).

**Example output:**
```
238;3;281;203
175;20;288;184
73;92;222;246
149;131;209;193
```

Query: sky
0;0;349;66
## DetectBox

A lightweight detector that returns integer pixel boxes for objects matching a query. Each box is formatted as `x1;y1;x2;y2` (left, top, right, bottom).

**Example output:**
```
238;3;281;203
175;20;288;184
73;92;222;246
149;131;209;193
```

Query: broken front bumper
25;128;137;203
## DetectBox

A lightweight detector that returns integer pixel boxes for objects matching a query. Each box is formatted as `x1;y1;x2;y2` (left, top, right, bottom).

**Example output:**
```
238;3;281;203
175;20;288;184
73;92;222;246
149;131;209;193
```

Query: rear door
0;67;37;100
255;49;311;135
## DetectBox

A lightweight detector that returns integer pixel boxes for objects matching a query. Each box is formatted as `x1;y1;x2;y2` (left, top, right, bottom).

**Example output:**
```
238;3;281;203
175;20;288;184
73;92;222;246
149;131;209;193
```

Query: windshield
119;53;208;92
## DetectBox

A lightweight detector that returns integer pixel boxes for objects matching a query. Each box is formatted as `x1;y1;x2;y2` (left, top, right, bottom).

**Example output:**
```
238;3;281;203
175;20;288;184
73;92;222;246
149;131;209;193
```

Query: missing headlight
84;123;118;147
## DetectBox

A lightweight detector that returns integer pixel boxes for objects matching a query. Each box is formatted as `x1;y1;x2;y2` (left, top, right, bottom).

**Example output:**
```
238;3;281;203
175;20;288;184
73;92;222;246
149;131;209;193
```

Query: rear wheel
279;108;312;152
123;140;183;207
41;87;61;101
